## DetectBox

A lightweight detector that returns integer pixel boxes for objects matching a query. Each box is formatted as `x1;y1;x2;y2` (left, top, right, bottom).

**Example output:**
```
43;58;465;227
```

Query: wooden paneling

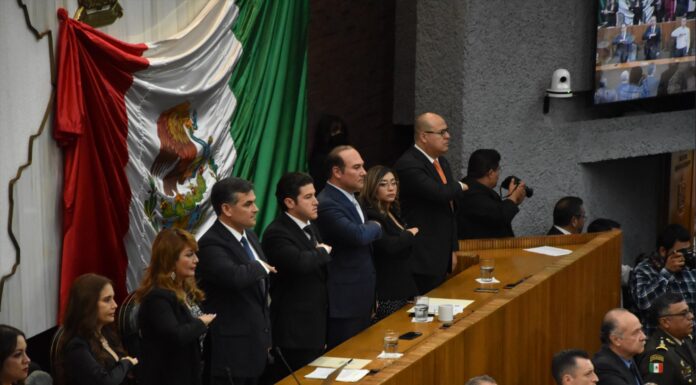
276;231;622;385
669;151;695;236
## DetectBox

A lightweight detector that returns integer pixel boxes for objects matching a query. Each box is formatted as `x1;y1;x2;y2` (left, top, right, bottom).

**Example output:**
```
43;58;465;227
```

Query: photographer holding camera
456;149;529;239
630;223;696;335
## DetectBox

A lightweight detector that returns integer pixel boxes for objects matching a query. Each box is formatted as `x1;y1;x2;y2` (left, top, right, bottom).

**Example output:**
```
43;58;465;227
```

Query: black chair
118;291;141;357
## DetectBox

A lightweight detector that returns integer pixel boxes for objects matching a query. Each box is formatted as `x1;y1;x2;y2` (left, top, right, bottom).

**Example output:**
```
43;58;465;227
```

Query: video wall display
595;0;695;104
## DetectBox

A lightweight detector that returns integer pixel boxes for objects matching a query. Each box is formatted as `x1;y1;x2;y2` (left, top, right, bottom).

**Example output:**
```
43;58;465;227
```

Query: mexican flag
648;362;663;374
54;0;307;317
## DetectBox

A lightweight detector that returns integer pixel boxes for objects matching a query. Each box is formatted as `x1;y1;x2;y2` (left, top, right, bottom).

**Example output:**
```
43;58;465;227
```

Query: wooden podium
276;231;622;385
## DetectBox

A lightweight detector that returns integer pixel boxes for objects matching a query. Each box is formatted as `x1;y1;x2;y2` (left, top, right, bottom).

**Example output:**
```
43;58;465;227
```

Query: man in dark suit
394;112;468;294
548;196;586;235
639;292;696;385
316;145;382;348
551;349;599;385
642;16;662;60
457;149;526;239
593;308;646;385
261;172;332;382
197;177;276;385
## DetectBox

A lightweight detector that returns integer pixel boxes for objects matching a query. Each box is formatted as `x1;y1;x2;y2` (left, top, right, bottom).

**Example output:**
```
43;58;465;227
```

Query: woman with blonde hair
58;273;138;385
135;228;215;385
359;166;420;321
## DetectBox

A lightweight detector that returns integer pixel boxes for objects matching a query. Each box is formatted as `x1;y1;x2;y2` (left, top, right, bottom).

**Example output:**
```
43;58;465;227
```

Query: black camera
501;175;534;198
677;248;696;270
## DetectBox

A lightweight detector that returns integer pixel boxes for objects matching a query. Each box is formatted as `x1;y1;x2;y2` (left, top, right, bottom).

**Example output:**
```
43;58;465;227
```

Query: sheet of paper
304;368;370;382
406;297;474;315
524;246;572;257
308;357;371;369
475;277;501;284
377;351;403;359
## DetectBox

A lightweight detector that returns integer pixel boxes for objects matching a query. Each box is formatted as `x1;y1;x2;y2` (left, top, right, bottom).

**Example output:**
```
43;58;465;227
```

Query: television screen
594;1;695;104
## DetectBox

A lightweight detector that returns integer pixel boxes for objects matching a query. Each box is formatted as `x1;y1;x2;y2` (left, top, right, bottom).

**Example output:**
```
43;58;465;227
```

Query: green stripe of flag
229;0;309;233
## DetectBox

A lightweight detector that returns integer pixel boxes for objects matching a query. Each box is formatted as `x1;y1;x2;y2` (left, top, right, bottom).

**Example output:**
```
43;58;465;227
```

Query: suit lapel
214;221;267;302
326;184;362;223
410;147;441;183
280;213;316;249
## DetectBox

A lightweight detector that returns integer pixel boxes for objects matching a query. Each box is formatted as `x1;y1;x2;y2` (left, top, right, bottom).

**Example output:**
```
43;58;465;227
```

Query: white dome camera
547;69;572;98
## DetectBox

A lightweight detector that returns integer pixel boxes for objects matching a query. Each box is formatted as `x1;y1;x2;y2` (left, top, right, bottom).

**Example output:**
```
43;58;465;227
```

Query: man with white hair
593;308;647;385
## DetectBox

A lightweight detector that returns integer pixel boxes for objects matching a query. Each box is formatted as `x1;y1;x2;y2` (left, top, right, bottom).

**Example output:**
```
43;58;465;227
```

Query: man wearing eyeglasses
639;292;696;385
394;112;468;294
548;196;586;235
630;224;696;335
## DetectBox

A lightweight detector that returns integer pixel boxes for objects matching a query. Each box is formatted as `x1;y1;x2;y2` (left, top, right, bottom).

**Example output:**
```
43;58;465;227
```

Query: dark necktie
240;236;266;294
303;225;317;245
628;360;642;385
240;236;256;262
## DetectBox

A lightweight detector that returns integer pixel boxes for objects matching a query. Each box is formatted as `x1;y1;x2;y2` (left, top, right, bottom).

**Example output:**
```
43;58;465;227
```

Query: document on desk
304;367;370;382
308;356;371;369
524;246;572;257
406;297;474;315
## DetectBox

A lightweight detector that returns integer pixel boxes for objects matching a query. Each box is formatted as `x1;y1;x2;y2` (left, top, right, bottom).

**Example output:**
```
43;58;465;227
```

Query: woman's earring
170;271;176;281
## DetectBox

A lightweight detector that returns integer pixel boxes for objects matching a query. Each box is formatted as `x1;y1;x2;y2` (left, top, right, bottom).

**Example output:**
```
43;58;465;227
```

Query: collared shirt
620;357;641;385
671;26;690;50
219;220;269;273
630;254;696;334
414;144;436;164
413;145;466;190
326;182;364;223
554;225;571;235
284;212;312;240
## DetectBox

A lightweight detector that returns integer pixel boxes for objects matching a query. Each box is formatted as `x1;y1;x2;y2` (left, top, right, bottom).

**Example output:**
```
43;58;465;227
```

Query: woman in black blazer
134;228;216;385
57;273;138;385
360;166;420;321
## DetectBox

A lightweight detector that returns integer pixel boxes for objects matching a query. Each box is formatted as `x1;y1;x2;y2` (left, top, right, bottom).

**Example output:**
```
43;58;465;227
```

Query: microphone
275;347;302;385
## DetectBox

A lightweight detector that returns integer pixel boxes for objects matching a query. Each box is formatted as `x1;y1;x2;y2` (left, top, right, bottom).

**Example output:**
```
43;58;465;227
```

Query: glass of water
383;329;398;354
480;258;495;283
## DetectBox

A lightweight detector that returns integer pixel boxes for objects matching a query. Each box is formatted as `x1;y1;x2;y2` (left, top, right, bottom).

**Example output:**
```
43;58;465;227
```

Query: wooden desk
276;231;621;385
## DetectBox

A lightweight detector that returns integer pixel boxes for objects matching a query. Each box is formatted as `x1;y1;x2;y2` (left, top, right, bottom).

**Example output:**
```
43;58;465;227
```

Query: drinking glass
480;258;495;283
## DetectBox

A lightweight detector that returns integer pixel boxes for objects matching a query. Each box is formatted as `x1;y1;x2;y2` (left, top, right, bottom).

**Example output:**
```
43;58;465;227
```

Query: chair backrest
49;326;65;378
118;291;141;357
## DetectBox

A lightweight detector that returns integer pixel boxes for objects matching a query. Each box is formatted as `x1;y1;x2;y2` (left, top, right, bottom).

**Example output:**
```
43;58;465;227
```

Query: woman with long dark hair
0;325;30;385
58;273;138;385
359;166;420;321
134;228;215;385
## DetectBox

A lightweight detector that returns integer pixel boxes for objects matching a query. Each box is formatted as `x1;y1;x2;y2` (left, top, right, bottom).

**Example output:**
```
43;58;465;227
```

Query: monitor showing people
595;2;695;104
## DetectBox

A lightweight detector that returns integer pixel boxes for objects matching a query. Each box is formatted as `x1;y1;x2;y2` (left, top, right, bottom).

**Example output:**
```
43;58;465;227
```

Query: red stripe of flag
54;8;149;321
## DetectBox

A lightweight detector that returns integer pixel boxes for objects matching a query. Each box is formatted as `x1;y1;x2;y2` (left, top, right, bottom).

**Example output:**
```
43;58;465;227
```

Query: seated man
639;292;696;385
548;197;586;235
593;308;646;385
457;149;526;239
552;349;599;385
629;224;695;335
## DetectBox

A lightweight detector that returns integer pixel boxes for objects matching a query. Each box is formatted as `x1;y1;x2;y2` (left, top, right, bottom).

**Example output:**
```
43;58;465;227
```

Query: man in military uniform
639;292;696;385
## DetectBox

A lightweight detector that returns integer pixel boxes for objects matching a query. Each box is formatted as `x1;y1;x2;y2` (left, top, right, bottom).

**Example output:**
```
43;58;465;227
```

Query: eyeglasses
660;309;693;318
424;128;450;136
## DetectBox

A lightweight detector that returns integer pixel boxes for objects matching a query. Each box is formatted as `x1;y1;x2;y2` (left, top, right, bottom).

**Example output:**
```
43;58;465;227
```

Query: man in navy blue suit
316;145;382;348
